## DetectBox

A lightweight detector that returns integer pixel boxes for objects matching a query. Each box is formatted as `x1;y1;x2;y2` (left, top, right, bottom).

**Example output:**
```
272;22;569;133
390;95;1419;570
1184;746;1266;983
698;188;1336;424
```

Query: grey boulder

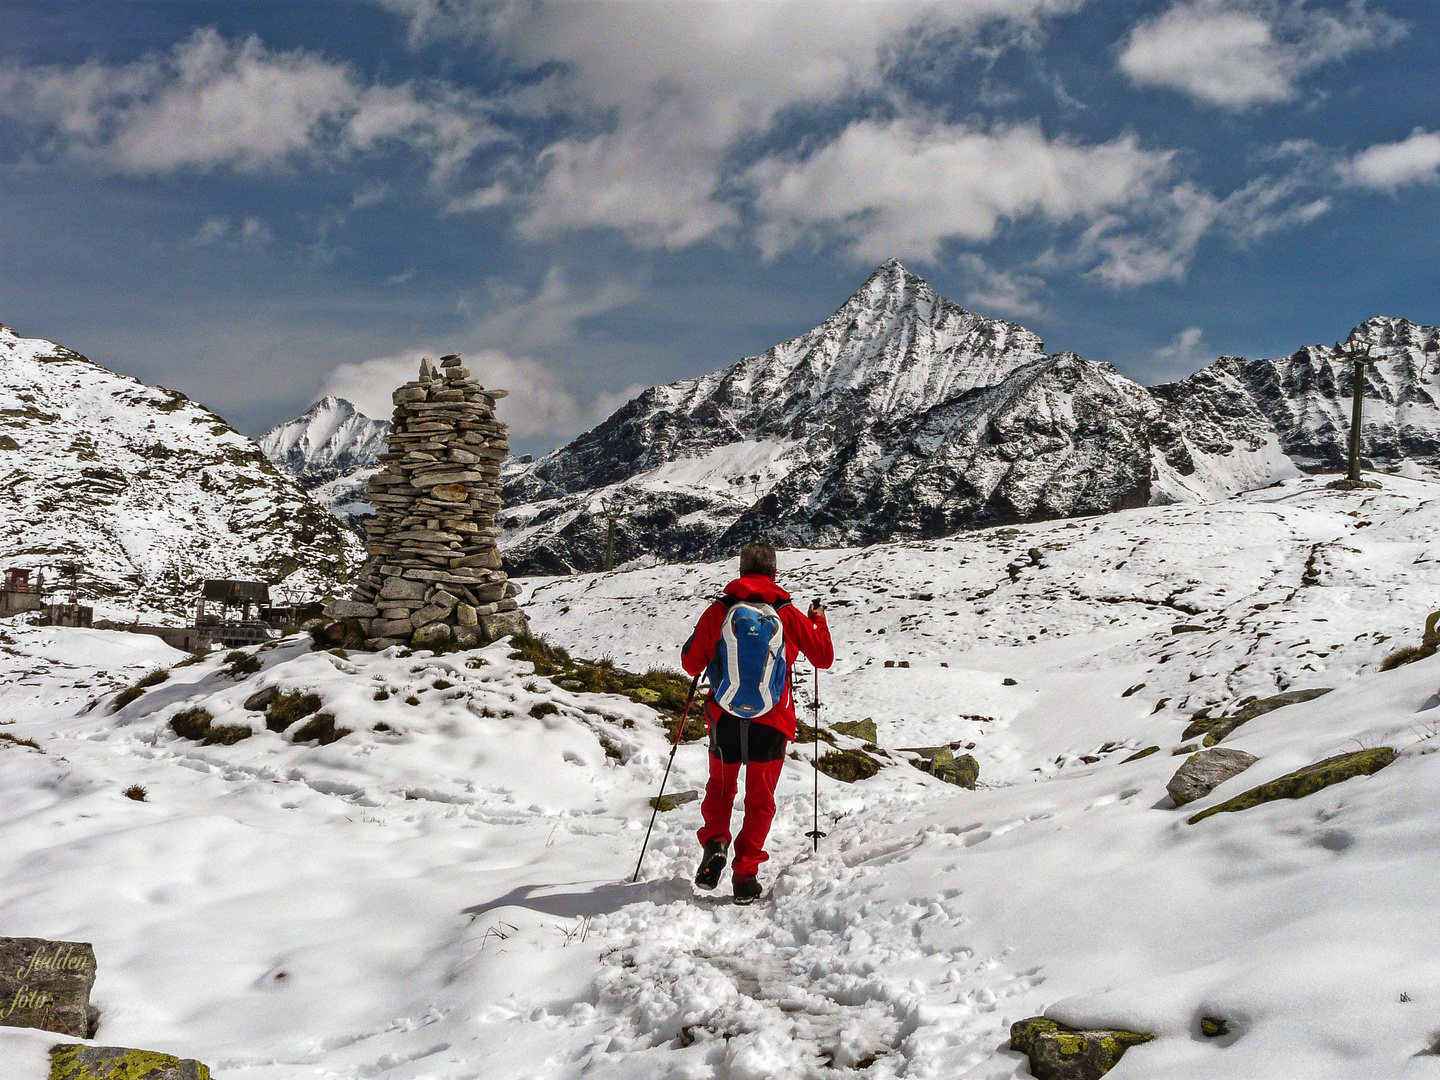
1167;747;1259;807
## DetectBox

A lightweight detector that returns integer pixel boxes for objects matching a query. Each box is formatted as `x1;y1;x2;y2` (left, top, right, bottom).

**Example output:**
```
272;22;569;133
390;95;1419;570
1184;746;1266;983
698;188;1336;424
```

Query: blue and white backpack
708;596;791;718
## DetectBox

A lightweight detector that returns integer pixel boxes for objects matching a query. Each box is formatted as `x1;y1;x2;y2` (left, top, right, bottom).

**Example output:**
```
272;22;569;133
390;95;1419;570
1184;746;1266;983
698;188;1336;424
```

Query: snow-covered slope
259;396;388;531
4;475;1440;1078
0;323;363;615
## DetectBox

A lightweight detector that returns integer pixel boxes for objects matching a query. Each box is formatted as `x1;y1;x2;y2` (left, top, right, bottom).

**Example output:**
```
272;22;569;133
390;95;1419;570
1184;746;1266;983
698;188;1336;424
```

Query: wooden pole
1346;344;1369;483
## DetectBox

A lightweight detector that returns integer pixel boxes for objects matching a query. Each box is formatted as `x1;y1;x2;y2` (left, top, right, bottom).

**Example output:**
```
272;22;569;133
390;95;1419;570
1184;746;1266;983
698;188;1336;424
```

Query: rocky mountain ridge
497;260;1439;575
261;262;1439;576
0;323;363;615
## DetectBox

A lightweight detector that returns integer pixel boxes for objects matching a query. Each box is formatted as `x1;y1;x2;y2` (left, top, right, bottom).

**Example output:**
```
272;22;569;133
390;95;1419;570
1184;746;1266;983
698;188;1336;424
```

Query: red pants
697;755;784;877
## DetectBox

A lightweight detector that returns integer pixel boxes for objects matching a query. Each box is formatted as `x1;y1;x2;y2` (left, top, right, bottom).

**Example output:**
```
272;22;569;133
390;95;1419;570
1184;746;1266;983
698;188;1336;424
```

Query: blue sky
1;0;1437;456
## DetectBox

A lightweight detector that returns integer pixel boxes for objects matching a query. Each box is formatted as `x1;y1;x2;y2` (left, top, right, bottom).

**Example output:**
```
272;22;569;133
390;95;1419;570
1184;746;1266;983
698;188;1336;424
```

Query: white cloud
238;216;273;250
351;182;391;209
955;254;1047;319
1345;129;1440;191
1155;326;1206;364
387;0;1092;247
322;348;581;437
468;266;644;352
322;266;646;438
1118;0;1407;110
590;382;648;423
187;216;230;246
1074;171;1330;287
748;117;1174;263
0;28;502;185
184;214;275;250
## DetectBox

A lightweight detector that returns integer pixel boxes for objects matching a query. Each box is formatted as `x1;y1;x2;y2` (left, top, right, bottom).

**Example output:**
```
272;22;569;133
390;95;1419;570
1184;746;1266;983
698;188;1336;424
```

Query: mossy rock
931;748;979;789
51;1044;210;1080
1121;746;1160;763
815;748;881;783
1182;688;1333;744
1009;1016;1153;1080
649;790;700;812
832;718;878;743
1189;747;1396;824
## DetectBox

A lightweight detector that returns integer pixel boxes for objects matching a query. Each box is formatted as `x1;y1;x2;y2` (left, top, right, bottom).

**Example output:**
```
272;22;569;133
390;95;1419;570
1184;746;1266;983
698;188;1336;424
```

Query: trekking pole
632;673;701;884
805;666;826;851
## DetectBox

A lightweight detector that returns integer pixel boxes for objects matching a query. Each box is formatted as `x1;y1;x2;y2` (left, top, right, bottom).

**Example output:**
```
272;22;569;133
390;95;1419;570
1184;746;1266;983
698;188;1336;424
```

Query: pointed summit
260;396;389;487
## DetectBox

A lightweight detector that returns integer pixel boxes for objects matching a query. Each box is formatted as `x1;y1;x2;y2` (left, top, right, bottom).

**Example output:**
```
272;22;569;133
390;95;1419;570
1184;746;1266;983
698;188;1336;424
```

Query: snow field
3;474;1440;1077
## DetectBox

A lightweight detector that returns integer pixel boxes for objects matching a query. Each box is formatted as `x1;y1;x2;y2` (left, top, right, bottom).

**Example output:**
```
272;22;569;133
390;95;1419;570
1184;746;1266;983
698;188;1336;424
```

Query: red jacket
681;575;834;741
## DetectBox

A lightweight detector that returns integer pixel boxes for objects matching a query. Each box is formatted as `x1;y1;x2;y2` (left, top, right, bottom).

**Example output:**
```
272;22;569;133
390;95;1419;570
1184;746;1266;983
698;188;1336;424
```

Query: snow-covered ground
4;475;1440;1078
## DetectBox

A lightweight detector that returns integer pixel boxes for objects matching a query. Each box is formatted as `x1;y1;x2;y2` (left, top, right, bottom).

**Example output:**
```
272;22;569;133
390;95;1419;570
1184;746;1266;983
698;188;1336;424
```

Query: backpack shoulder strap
718;595;791;611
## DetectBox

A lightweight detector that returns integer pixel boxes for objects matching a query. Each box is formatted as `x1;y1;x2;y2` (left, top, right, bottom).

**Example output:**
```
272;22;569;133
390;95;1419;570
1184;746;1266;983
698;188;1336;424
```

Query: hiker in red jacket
681;541;834;904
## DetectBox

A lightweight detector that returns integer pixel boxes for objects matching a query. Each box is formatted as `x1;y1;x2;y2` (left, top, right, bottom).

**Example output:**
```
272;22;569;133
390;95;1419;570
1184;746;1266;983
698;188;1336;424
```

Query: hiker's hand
809;600;824;619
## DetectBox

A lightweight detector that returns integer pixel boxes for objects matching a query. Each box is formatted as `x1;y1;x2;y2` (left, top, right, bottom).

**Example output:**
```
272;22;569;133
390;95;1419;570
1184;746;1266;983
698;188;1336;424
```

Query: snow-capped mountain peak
259;395;389;487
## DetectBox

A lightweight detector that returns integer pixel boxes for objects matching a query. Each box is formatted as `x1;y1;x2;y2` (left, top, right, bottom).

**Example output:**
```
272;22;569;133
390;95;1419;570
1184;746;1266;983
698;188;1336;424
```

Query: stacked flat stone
324;353;529;650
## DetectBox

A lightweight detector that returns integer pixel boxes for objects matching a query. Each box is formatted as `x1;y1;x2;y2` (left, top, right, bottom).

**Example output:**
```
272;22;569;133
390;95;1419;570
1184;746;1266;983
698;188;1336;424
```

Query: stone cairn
324;353;529;650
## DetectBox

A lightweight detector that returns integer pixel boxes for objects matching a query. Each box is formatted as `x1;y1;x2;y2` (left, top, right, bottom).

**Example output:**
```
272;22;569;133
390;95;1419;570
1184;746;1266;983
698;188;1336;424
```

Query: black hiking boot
733;874;762;906
694;839;728;891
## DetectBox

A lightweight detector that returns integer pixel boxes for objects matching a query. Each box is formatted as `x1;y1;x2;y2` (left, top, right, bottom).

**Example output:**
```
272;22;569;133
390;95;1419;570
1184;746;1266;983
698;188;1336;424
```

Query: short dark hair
739;541;776;579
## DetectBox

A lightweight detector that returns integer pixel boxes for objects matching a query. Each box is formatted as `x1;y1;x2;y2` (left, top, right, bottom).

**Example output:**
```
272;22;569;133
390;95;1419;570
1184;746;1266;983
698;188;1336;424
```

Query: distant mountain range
254;259;1440;577
0;324;362;615
487;261;1439;573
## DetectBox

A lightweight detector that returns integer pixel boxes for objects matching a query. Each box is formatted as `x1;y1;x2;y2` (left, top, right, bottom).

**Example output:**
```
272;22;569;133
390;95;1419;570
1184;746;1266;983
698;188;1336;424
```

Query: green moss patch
507;633;703;739
135;668;170;690
265;692;322;732
170;707;213;740
291;712;352;745
1380;612;1440;671
223;651;262;678
1189;747;1396;824
528;702;560;719
170;707;253;746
